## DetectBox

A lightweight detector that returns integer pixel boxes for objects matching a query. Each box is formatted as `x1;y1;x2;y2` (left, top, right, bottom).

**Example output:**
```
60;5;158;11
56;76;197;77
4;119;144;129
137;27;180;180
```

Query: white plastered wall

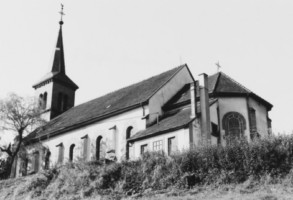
248;97;269;137
148;66;193;123
27;107;147;168
34;82;53;121
131;128;190;159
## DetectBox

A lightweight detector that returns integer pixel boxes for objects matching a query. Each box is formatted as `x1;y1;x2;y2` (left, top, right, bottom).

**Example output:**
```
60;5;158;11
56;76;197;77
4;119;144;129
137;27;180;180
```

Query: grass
2;135;293;199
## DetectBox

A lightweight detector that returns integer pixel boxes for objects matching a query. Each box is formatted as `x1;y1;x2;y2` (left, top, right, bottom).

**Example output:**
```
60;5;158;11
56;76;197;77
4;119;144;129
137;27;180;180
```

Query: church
14;15;273;177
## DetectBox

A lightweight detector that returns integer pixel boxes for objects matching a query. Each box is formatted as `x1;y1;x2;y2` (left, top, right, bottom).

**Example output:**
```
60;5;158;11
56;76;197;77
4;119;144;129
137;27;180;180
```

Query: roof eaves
53;76;79;90
26;103;143;143
249;92;273;110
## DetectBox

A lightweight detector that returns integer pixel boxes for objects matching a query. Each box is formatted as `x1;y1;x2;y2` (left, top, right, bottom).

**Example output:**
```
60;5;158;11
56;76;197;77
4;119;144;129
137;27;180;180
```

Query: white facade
131;128;190;159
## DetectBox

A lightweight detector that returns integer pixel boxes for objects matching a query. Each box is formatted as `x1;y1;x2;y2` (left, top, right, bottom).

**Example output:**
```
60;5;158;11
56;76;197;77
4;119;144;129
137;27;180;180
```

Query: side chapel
13;12;273;177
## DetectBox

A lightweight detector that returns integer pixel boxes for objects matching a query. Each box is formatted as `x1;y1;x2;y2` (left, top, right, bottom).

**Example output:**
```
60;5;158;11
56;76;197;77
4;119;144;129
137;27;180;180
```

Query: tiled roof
130;99;218;141
25;65;187;142
212;72;251;94
164;72;272;110
128;107;193;141
33;72;78;90
211;72;272;109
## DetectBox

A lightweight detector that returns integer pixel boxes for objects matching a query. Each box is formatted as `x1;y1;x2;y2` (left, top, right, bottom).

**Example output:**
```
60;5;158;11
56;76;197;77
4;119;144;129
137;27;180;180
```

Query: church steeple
51;23;65;74
52;4;66;74
33;5;78;121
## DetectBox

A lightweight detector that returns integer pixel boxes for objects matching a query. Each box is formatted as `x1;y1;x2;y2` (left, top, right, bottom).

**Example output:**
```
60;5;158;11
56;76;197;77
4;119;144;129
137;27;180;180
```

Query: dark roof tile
129;108;193;141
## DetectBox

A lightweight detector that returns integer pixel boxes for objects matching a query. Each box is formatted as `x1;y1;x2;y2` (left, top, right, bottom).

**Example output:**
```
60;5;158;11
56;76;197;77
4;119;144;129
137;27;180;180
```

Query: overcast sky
0;1;292;136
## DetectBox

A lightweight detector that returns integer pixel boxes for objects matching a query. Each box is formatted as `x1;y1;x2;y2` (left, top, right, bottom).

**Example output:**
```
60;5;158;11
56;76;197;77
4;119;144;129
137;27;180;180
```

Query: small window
141;144;148;155
33;151;40;172
81;135;88;161
69;144;75;162
96;136;103;160
44;150;51;169
43;92;47;109
249;108;257;133
211;123;219;137
126;126;133;160
168;137;175;155
153;140;163;151
39;94;43;108
57;143;64;164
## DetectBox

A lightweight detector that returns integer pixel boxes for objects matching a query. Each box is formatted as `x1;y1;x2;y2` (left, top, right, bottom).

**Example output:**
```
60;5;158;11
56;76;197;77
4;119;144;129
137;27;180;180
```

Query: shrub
0;158;10;180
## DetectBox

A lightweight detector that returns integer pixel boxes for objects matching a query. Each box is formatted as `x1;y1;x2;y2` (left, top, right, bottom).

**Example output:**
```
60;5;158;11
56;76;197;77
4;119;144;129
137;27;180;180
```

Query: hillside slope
2;136;293;200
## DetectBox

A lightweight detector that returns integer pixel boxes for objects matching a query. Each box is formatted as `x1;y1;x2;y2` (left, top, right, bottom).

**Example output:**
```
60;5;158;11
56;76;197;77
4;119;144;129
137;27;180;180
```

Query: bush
0;158;10;180
5;135;293;199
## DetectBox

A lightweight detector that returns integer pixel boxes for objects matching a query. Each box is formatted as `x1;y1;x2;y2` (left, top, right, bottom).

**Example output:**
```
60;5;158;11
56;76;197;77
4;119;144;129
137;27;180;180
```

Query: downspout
199;73;211;145
246;94;251;141
189;81;198;147
216;104;221;145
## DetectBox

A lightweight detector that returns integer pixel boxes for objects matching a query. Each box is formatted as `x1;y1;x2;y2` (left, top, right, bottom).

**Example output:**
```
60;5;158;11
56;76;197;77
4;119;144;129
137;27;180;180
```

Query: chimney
199;73;211;145
190;81;198;118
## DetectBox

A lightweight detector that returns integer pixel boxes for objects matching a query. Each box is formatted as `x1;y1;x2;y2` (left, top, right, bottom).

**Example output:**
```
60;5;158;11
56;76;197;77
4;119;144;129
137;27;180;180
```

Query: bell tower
33;5;78;121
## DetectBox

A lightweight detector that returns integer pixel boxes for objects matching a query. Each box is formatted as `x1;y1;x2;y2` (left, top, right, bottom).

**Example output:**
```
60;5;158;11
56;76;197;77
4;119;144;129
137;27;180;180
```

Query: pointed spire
51;4;66;74
33;5;78;90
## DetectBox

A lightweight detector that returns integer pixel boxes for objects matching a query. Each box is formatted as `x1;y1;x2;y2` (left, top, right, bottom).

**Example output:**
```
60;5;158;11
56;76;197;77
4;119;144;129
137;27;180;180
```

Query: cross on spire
59;4;65;25
216;61;221;72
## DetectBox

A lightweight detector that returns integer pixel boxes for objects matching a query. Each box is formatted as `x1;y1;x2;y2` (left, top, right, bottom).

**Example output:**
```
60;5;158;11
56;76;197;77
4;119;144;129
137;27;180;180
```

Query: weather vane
216;61;221;72
59;4;65;23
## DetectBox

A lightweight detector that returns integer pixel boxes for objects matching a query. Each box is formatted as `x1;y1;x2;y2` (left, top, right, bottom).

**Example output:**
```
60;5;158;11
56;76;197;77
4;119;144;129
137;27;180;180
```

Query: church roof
210;72;272;109
129;98;218;142
128;108;193;141
25;65;188;142
32;22;78;90
164;72;272;110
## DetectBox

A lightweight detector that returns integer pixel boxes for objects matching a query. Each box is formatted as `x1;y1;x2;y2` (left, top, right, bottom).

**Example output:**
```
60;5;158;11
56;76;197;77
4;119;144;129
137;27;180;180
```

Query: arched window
69;144;75;162
126;126;133;160
249;108;257;132
126;126;133;139
33;151;40;172
56;143;64;164
96;136;103;160
43;92;47;109
222;112;246;143
44;150;51;170
21;158;28;176
39;94;43;108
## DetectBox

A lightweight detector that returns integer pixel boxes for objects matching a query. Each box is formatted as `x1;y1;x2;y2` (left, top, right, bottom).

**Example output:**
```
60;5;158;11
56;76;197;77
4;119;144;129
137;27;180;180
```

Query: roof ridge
211;72;221;92
219;72;252;93
145;64;187;100
73;64;186;107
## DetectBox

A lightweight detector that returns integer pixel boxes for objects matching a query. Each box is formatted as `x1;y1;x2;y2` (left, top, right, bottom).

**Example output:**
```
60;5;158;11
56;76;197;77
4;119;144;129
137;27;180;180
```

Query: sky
0;0;292;137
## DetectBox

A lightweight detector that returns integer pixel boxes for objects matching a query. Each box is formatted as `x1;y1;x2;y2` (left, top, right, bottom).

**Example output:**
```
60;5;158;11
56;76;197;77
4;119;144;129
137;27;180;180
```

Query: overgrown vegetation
0;93;44;177
2;135;293;199
0;158;10;179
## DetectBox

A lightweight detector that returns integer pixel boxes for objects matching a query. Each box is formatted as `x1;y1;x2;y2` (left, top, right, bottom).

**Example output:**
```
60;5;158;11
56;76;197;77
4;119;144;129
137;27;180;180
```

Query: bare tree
0;93;44;177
